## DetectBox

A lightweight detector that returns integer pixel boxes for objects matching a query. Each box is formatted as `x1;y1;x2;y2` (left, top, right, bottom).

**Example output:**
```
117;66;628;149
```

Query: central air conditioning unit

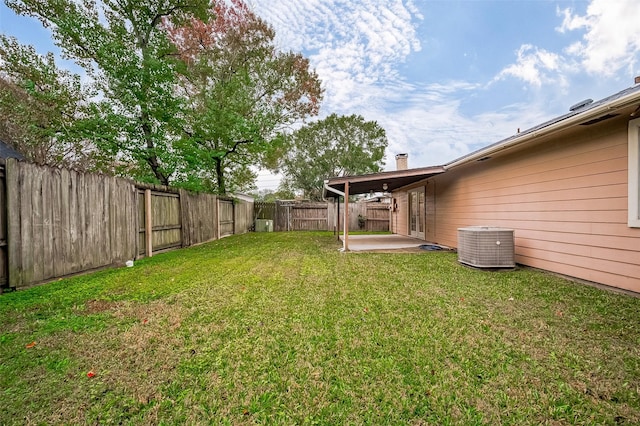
255;219;274;232
457;227;515;268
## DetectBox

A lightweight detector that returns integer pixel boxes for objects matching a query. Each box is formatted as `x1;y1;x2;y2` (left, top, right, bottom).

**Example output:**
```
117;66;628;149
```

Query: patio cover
323;165;445;198
323;165;445;251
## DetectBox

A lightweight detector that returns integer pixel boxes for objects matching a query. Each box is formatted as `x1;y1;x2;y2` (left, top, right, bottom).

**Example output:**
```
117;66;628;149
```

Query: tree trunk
215;156;226;194
141;110;169;186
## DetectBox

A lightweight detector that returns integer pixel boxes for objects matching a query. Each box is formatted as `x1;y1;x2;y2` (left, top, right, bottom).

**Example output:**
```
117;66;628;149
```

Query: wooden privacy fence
276;202;328;232
1;158;253;292
0;165;9;288
138;189;182;256
255;200;390;232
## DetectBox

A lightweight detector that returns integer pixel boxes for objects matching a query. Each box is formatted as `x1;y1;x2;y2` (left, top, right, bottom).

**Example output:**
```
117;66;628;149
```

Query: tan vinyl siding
429;117;640;293
392;191;408;235
426;181;436;241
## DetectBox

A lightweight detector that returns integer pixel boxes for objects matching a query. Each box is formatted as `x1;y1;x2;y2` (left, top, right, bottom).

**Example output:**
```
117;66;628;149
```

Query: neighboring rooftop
0;139;25;160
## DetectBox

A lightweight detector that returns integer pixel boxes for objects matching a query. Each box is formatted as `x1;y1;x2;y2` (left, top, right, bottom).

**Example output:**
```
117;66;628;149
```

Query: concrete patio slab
339;234;426;252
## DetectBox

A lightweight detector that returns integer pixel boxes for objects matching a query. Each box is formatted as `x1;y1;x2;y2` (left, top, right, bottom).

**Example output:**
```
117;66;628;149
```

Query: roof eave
325;165;445;186
323;166;446;198
445;87;640;170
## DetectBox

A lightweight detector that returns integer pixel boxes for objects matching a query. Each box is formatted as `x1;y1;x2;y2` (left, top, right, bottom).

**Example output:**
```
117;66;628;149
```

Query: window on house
629;117;640;227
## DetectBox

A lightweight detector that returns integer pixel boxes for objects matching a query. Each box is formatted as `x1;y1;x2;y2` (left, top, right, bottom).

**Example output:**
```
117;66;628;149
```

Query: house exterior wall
426;181;436;241
392;182;434;239
392;191;408;235
426;116;640;293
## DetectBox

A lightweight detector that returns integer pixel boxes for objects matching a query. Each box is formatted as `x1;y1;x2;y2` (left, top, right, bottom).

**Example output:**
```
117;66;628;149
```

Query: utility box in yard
255;219;274;232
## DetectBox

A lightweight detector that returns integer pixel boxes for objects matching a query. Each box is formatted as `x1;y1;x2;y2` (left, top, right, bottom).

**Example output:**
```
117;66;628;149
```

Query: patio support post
322;181;347;251
344;181;349;251
336;198;340;239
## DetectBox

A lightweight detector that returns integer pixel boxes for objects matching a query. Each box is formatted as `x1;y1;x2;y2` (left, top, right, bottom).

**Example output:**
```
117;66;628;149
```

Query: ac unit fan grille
458;227;515;268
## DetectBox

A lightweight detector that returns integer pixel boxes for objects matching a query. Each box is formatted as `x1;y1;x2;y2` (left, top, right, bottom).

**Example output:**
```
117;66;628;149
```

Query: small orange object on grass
87;371;96;378
25;341;36;349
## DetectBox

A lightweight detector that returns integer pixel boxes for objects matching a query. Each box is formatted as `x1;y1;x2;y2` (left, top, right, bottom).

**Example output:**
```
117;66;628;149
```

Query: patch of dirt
83;299;122;314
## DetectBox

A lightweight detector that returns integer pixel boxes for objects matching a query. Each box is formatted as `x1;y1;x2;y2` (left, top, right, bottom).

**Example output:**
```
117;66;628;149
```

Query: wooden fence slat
45;169;61;277
59;168;70;276
99;175;110;267
0;164;7;290
109;177;119;261
80;172;89;268
126;181;137;261
179;189;191;247
68;170;79;274
145;189;152;257
31;165;44;282
6;159;22;288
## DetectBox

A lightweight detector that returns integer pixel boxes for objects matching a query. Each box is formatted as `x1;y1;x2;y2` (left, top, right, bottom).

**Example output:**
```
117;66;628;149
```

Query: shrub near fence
1;158;253;291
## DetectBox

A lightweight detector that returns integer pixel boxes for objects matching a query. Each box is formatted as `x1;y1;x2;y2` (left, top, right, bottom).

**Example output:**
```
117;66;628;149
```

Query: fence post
5;159;21;289
0;164;5;292
145;189;152;257
178;189;188;247
327;202;330;231
232;200;236;235
216;197;220;239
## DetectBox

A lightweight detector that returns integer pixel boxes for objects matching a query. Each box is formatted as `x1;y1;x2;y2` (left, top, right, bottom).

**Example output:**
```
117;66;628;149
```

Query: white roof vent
569;99;593;111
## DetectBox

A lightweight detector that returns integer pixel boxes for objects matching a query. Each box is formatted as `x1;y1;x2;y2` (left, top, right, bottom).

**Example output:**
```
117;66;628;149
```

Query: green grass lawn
1;232;639;425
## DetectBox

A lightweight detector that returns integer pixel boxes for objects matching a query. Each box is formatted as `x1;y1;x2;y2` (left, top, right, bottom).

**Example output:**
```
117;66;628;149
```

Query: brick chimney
395;153;408;170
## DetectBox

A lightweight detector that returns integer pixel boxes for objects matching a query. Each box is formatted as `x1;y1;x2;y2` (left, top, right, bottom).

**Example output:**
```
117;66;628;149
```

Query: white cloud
494;44;567;88
496;0;640;88
345;82;544;170
252;0;423;110
249;0;568;189
557;0;640;76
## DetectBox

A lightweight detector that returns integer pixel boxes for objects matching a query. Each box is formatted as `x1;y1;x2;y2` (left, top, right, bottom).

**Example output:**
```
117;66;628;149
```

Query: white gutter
445;88;640;169
323;181;345;198
323;182;347;251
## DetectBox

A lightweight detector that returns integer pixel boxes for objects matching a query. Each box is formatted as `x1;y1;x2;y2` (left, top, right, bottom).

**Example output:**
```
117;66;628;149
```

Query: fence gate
0;165;7;292
218;199;234;237
138;189;183;256
364;204;391;232
274;201;329;231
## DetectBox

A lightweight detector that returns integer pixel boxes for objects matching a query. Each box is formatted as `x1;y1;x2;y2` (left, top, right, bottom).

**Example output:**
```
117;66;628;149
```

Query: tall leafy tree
281;113;388;200
0;35;105;170
6;0;210;185
165;0;323;194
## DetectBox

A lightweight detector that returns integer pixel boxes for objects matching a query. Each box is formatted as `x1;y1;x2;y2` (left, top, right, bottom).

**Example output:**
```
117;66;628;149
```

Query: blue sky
2;0;640;190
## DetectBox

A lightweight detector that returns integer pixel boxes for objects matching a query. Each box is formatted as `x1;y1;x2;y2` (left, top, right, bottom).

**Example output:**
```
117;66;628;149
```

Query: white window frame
629;117;640;227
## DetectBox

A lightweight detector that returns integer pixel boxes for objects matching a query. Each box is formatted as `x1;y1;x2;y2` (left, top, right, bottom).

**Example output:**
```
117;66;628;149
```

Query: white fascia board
446;90;640;170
